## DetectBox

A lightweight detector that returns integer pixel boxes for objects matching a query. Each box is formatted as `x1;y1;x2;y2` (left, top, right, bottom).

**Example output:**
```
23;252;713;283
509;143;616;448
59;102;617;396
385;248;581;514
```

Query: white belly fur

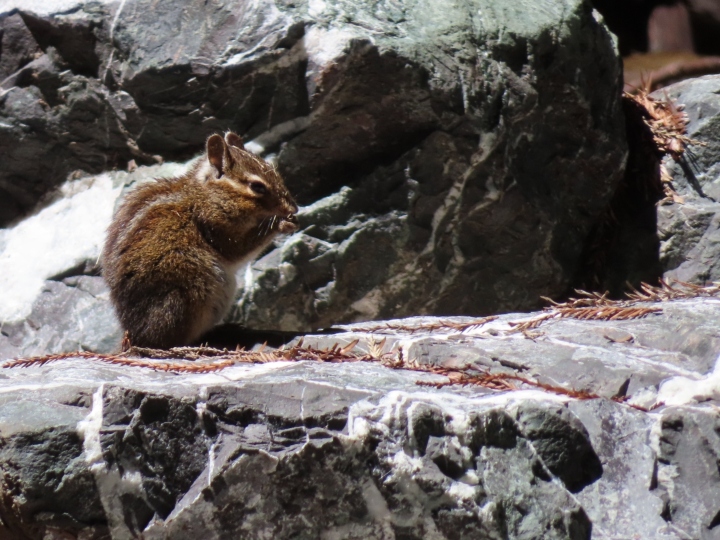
186;242;271;343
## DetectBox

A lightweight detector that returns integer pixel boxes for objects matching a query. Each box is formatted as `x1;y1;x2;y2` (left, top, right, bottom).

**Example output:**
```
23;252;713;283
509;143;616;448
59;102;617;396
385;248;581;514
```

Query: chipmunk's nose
282;192;298;215
289;197;298;212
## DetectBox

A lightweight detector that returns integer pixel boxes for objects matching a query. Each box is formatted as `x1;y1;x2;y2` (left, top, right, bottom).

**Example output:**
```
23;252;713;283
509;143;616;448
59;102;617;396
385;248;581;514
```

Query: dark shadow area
592;0;720;57
572;94;664;296
195;323;342;350
47;260;101;282
591;0;655;55
19;11;101;78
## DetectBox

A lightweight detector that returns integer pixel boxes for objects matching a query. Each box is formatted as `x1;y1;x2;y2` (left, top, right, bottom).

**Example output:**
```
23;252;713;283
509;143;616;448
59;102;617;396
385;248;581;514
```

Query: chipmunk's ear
225;132;244;149
207;134;227;178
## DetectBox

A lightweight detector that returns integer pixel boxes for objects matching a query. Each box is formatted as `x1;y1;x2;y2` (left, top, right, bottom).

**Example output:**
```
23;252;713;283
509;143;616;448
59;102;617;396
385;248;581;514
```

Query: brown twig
414;366;654;411
508;278;720;334
349;316;498;335
626;278;720;302
505;280;718;334
2;339;395;372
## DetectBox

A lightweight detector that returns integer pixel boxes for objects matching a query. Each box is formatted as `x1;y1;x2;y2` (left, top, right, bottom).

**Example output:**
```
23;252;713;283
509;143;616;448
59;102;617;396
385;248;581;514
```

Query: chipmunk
102;132;298;349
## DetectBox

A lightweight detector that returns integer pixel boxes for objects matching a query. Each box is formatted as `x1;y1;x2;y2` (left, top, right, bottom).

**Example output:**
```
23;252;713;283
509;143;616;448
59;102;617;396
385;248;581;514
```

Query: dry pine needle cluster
625;87;703;205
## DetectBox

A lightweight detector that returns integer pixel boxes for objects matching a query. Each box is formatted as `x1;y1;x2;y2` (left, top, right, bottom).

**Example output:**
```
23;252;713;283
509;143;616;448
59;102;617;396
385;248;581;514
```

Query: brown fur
102;132;298;348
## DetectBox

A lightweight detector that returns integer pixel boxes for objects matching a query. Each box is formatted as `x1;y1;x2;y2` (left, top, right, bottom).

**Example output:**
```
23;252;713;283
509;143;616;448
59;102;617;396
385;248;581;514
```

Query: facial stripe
218;177;251;195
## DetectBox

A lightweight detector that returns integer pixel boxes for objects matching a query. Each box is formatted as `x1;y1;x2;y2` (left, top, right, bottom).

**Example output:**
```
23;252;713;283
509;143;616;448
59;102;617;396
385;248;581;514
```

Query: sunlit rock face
1;297;720;539
657;75;720;284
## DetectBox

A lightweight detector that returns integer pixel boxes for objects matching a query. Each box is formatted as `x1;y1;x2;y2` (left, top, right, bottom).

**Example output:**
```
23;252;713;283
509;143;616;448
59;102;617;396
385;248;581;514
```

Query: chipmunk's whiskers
256;217;269;238
261;216;273;237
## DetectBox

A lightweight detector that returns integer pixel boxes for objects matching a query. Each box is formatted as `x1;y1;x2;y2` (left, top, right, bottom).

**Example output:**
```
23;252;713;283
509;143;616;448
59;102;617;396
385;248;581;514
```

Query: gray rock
1;0;626;337
2;296;720;538
653;406;720;539
0;13;43;82
656;75;720;283
569;399;668;539
0;47;150;223
234;0;628;326
0;368;599;540
0;276;122;360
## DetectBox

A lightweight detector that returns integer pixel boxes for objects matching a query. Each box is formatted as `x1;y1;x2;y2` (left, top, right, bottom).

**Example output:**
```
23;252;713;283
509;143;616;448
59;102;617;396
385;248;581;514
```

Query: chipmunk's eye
249;181;268;195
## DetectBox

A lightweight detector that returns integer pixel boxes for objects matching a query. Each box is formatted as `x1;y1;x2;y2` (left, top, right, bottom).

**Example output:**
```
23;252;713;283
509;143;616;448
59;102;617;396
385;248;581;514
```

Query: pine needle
351;316;498;335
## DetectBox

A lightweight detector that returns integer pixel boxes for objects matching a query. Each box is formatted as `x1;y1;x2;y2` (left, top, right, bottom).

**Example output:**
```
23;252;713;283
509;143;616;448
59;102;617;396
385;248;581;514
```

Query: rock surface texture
657;75;720;284
0;297;719;539
9;3;718;539
0;0;626;339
